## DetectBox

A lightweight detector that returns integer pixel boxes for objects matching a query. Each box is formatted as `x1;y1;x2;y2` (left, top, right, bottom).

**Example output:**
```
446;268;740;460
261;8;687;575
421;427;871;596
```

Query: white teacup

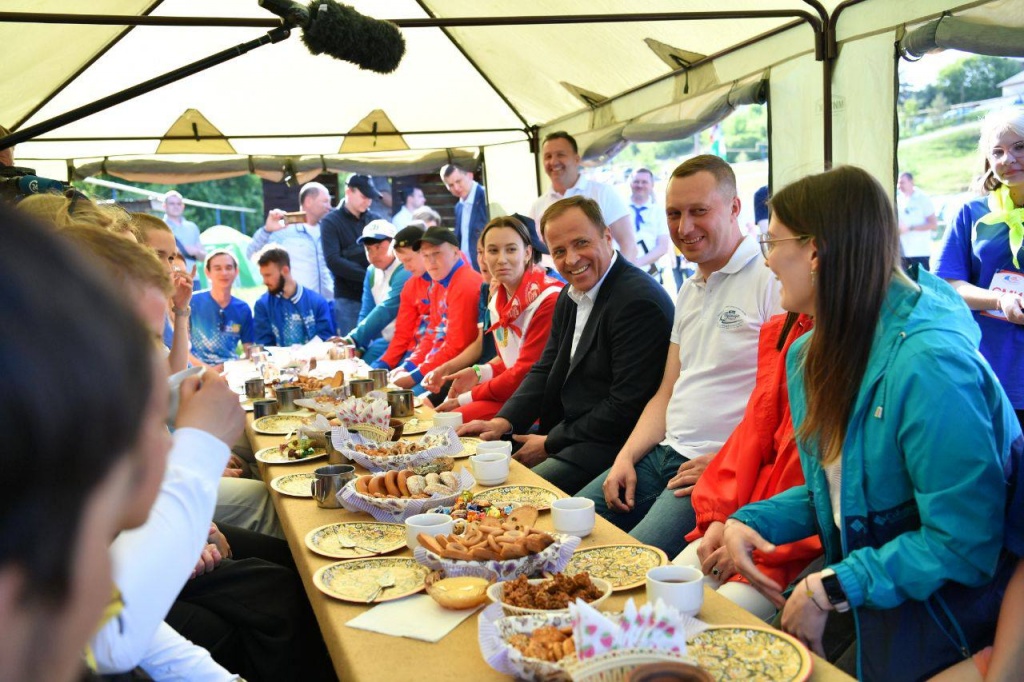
470;452;510;486
405;513;454;551
432;412;463;429
551;497;596;537
645;565;704;617
474;440;512;456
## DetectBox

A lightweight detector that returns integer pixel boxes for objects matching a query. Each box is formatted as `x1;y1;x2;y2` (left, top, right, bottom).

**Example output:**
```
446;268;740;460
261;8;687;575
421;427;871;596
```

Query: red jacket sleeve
377;278;422;369
471;292;557;404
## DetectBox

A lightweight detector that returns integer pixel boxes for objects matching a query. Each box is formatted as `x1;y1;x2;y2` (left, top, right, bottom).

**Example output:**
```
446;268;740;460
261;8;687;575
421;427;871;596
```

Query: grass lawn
898;125;981;196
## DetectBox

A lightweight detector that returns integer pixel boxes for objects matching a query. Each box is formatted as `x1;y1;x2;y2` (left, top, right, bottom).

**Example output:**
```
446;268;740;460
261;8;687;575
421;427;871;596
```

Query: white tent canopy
4;0;1024;211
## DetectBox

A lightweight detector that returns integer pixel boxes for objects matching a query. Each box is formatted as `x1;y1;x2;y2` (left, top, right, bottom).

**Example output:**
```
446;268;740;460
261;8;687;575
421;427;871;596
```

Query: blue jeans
333;297;361;337
578;444;697;558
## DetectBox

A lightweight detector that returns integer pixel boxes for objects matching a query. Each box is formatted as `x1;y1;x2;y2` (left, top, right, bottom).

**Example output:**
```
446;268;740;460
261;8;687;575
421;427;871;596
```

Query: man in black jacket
459;196;674;494
321;174;383;334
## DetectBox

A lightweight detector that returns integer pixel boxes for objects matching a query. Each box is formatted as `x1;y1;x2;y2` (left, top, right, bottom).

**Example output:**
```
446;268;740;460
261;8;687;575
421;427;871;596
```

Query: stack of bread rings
353;470;460;499
418;519;555;562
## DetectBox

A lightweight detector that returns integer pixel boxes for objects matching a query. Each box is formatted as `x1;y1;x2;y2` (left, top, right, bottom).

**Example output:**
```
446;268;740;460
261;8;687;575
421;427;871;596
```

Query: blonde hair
18;192;114;230
974;107;1024;193
130;212;173;240
62;224;172;297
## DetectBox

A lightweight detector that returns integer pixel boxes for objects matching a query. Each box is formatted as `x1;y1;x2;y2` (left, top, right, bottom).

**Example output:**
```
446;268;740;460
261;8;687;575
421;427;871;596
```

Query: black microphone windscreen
301;0;406;74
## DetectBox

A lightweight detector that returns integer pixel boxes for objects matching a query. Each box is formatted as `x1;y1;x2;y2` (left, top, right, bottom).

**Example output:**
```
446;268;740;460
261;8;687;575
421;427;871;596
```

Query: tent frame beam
22;128;527;143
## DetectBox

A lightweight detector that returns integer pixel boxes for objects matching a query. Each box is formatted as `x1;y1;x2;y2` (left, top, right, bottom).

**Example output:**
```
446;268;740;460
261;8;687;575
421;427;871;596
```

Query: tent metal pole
802;0;833;169
0;26;292;152
21;128;526;142
0;10;823;29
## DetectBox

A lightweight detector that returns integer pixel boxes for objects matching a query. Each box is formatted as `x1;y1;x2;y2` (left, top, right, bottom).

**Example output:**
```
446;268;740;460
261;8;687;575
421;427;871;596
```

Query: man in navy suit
441;163;488;271
459;196;674;494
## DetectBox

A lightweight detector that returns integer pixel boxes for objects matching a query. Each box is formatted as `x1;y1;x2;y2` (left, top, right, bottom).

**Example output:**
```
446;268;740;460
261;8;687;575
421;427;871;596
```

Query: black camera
0;165;69;204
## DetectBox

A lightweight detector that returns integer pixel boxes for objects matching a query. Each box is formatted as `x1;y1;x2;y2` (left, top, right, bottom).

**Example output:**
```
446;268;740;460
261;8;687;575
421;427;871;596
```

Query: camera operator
0;124;68;204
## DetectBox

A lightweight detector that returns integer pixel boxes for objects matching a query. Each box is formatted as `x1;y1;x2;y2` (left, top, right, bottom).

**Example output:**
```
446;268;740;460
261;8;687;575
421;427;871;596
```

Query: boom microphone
258;0;406;74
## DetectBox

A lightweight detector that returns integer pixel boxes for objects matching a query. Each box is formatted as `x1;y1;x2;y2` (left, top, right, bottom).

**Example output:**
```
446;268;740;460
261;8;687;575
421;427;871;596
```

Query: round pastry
397;470;414;497
368;475;387;497
425;472;441;487
355;475;371;495
439;471;459;490
424;483;454;496
383;470;401;497
406;475;426;496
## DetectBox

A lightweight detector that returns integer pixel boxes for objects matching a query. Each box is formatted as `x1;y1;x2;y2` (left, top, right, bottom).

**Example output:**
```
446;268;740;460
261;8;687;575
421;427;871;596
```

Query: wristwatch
819;568;850;613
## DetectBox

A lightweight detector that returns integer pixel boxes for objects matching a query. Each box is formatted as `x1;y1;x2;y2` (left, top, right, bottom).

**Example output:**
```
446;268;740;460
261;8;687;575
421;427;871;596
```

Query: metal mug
245;344;265;360
244;378;266;400
368;369;389;391
324;429;347;465
386;389;415;418
349;379;375;398
310;464;356;509
275;384;303;412
252;399;279;419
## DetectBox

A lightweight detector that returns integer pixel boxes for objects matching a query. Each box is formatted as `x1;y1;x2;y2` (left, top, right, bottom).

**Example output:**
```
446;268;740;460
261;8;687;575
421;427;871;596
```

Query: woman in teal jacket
725;166;1022;681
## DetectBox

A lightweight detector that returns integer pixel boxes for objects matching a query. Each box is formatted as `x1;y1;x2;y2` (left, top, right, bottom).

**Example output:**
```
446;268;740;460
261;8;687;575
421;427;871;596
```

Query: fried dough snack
417;519;556;562
352;440;427;457
353;470;459;499
507;626;576;662
501;572;603;610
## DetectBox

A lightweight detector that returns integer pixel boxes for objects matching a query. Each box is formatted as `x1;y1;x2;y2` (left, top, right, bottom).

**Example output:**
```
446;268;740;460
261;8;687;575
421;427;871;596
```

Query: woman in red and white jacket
435;216;563;421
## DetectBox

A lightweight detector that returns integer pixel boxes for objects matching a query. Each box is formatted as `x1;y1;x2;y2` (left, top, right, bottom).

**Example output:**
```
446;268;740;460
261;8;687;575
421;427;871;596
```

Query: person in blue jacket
340;220;411;364
253;246;334;346
723;166;1023;681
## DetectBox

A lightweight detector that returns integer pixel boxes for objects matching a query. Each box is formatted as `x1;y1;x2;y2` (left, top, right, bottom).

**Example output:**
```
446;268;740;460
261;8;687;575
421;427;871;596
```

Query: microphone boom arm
0;25;291;152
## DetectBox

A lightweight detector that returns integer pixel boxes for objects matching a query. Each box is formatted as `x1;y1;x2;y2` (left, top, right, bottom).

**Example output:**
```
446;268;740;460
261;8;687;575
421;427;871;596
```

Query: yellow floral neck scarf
978;185;1024;269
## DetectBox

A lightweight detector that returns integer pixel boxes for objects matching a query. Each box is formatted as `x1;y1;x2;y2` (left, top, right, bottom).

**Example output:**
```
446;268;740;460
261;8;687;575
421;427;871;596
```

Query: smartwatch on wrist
819;568;850;613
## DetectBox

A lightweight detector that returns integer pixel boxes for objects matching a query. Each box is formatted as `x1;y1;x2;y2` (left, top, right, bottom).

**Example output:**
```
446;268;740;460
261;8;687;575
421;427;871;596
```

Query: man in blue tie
629;168;670;282
441;163;488;272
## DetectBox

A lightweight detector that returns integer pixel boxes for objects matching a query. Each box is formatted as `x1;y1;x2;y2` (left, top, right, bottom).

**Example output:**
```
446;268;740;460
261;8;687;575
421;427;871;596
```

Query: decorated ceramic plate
252;414;312;435
304;522;407;559
476;485;559;511
269;472;315;498
313;557;430;603
688;625;812;681
254;446;328;465
564;544;668;591
456;436;483;459
398;416;434;435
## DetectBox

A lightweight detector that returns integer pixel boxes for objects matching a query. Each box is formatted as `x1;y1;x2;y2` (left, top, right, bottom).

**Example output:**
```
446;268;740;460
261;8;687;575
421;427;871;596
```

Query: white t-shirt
566;252;618;359
369;258;401;341
897;188;936;258
629;197;669;267
663;235;782;458
531;176;630;234
392;206;414;230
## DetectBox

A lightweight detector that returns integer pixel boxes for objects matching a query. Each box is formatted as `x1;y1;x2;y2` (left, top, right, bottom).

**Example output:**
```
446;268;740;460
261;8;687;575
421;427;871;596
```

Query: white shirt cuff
479;363;495;383
457;391;473;406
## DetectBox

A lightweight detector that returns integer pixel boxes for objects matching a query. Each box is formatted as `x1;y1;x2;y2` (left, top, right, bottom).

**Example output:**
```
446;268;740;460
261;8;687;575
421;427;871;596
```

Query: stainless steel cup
368;369;389;391
323;429;346;465
310;464;355;509
252;399;278;419
244;378;266;399
349;379;375;398
386;389;415;418
276;384;303;412
245;344;264;360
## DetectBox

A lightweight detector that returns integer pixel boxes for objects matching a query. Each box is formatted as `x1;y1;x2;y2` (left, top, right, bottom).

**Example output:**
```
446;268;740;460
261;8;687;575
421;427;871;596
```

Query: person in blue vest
442;163;488;271
253;246;334;346
340;220;411;364
190;250;254;368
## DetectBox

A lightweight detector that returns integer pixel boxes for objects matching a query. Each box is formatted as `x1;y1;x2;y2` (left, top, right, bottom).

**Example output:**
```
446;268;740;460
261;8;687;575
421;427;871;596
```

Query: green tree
935;55;1022;105
78;174;267;234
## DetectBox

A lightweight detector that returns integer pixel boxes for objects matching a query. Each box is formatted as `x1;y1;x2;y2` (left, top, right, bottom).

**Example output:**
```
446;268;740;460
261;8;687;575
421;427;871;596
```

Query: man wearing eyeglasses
577;155;781;559
190;250;254;369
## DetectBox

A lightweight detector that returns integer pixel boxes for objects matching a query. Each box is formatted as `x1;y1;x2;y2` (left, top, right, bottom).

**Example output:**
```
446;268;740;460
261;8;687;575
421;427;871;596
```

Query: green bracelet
472;364;482;380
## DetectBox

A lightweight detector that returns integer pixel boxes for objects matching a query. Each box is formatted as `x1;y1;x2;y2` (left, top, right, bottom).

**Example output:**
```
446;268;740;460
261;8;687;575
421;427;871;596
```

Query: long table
247;417;853;681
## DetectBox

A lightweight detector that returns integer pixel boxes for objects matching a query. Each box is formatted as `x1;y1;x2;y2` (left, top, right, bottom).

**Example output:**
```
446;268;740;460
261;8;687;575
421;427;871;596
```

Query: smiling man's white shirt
566;251;618;359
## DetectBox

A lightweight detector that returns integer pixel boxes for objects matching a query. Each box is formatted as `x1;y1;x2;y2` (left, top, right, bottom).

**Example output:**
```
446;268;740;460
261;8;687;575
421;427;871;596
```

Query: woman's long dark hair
770;166;902;464
479;215;540;266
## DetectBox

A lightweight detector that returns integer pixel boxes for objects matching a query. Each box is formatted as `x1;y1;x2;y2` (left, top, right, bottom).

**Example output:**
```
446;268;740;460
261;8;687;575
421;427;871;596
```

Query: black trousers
166;525;336;682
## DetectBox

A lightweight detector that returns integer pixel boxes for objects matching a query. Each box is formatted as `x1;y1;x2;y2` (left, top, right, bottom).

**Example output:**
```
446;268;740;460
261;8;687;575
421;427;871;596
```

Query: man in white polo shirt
896;171;937;271
577;155;781;559
530;131;638;264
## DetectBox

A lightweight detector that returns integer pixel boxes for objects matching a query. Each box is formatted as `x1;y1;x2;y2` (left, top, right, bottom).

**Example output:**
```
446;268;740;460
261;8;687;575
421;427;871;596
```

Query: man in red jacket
370;223;431;372
389;226;482;390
